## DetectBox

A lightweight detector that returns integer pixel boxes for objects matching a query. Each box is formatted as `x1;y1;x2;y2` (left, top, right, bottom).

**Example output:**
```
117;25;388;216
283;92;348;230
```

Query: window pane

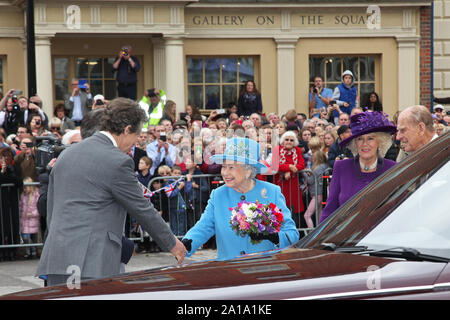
205;85;220;109
343;57;358;81
187;58;203;83
309;57;325;82
360;56;375;81
205;59;220;83
222;85;237;107
105;80;117;100
89;79;103;97
75;58;89;79
359;83;375;103
104;58;116;78
238;58;254;83
54;58;68;79
55;79;68;100
188;85;203;109
222;58;237;83
88;58;102;79
326;57;341;82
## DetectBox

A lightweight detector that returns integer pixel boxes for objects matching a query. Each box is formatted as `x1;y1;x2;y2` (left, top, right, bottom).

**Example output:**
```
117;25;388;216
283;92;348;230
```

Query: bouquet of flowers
229;200;285;244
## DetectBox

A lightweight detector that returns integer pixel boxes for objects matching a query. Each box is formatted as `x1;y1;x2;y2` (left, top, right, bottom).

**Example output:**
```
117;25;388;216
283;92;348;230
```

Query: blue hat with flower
210;137;268;174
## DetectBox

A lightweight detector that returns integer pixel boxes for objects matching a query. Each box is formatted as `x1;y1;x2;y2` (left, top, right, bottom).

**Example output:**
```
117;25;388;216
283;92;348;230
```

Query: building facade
434;0;450;102
0;0;434;118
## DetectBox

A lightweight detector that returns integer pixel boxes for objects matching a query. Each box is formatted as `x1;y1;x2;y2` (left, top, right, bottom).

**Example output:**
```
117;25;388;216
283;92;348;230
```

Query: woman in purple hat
319;112;397;223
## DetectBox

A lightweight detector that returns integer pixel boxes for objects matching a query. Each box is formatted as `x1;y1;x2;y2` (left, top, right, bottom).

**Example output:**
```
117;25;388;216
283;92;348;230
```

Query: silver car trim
288;282;450;300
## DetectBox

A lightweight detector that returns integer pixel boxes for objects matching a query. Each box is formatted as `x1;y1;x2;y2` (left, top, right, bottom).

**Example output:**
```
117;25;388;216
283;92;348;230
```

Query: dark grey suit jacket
36;132;176;279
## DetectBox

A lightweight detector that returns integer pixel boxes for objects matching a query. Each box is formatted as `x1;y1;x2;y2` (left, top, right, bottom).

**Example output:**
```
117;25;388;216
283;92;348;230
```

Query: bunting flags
138;176;184;200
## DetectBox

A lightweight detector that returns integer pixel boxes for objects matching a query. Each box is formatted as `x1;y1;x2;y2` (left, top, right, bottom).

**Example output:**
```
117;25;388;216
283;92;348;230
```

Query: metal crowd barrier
0;182;42;250
134;169;326;241
0;170;331;252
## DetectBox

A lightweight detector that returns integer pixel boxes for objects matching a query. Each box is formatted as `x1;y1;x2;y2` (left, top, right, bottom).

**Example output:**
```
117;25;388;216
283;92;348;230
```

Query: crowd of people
0;63;449;262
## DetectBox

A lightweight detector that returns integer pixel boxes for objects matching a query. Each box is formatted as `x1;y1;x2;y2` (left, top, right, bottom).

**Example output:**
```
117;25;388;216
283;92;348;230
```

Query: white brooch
260;188;268;199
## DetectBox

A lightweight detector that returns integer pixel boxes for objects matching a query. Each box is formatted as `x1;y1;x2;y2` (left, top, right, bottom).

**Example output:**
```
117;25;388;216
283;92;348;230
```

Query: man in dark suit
113;45;140;100
37;98;186;286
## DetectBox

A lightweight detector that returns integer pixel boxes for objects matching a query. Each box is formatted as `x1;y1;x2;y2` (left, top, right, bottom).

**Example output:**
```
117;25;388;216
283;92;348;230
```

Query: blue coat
183;179;300;261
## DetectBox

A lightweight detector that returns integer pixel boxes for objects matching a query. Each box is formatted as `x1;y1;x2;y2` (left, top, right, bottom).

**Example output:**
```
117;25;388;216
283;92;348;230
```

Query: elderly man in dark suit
36;98;186;286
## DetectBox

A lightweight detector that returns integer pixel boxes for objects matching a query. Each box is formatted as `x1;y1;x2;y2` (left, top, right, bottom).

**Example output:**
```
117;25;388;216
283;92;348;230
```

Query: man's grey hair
401;105;435;133
81;108;105;139
347;131;393;158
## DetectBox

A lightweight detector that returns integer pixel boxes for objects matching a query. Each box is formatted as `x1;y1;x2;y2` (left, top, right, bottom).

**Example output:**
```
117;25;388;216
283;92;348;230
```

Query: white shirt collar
99;131;118;147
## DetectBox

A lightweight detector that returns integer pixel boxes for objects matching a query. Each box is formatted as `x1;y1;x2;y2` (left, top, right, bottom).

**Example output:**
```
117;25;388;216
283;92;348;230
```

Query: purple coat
319;158;396;223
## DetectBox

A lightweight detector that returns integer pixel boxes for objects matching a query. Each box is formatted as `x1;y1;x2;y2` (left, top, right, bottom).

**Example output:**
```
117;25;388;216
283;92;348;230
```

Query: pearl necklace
360;159;377;171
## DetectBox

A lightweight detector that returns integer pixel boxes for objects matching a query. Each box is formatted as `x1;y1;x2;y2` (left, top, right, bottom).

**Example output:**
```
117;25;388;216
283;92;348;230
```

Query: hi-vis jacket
139;89;166;128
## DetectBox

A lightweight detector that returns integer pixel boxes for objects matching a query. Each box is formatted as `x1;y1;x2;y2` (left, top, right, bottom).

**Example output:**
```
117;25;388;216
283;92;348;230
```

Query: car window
297;133;449;256
357;161;450;258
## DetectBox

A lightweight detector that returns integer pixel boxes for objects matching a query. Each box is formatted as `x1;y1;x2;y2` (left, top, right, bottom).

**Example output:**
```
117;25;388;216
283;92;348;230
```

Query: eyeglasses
284;139;295;142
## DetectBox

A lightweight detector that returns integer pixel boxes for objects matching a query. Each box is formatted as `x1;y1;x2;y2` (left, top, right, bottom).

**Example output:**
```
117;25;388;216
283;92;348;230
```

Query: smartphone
160;132;167;142
217;109;226;115
179;112;188;119
329;100;336;106
12;90;23;95
78;79;88;89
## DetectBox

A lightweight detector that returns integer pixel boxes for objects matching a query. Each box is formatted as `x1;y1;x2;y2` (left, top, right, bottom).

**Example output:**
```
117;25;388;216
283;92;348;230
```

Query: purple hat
339;111;397;148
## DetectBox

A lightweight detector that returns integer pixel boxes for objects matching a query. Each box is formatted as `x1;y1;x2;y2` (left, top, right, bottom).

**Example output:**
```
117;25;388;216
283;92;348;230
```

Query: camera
160;132;166;142
338;154;346;160
34;136;66;173
122;48;128;57
11;95;20;112
329;100;337;106
95;99;104;106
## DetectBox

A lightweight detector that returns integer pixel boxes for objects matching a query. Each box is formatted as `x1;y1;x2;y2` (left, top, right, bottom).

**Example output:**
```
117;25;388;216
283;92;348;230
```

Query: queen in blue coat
182;137;299;261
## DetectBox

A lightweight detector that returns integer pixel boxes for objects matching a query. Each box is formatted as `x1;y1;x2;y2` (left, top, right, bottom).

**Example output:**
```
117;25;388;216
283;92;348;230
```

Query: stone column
164;36;185;111
35;35;54;117
396;36;419;110
152;38;166;91
275;37;298;116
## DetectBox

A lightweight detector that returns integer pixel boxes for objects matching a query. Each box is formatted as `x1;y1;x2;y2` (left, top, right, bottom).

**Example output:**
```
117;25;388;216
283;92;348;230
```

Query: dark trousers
117;82;137;101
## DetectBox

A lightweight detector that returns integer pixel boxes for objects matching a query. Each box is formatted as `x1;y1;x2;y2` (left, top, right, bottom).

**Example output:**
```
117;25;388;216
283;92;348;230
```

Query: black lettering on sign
192;15;245;26
256;15;275;25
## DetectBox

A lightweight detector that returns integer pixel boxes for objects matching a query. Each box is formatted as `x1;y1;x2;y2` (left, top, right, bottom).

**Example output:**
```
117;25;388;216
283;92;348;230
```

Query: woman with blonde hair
161;100;177;124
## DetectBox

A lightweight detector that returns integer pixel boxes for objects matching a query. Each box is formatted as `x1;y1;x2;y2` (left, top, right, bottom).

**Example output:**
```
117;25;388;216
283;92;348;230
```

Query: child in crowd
137;156;153;187
159;165;187;237
304;150;330;228
332;70;358;124
183;158;209;229
305;136;322;169
19;177;40;259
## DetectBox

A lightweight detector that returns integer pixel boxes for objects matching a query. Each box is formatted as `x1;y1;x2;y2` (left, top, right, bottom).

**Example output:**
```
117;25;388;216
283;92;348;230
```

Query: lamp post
26;0;37;98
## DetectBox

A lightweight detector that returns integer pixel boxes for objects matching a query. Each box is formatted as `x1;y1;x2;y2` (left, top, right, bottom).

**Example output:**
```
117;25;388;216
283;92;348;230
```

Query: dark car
1;132;449;300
